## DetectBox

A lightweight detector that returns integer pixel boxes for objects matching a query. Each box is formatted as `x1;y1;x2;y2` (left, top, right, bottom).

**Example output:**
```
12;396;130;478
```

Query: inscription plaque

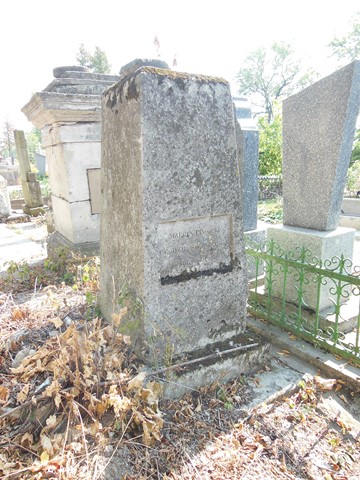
158;215;233;280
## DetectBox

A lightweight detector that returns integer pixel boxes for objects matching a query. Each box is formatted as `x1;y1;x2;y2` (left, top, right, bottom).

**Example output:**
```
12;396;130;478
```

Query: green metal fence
245;238;360;364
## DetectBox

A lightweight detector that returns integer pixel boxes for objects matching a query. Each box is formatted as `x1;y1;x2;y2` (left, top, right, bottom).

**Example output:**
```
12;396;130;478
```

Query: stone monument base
244;226;267;279
47;231;99;258
266;225;355;311
22;204;47;217
155;332;271;399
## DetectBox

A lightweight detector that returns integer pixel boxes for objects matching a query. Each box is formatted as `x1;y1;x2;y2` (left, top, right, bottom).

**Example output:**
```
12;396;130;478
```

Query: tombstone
35;153;46;175
233;96;266;277
267;61;360;311
0;165;19;186
100;61;269;396
339;197;360;230
0;175;11;221
22;66;120;255
14;130;45;216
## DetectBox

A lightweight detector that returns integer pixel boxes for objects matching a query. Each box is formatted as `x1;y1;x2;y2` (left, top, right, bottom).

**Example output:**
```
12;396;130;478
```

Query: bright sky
1;0;359;132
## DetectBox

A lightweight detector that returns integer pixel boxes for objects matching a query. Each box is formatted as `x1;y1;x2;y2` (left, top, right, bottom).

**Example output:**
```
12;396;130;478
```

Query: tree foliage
328;11;360;64
236;42;317;123
328;11;360;168
351;129;360;165
25;127;42;166
0;120;16;164
258;105;282;175
76;44;111;74
346;159;360;195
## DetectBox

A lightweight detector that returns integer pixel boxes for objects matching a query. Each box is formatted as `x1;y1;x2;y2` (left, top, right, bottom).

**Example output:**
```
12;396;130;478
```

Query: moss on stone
141;66;228;85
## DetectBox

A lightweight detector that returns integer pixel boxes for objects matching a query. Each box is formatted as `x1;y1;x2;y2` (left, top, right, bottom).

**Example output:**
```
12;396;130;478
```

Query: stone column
21;66;120;255
14;130;44;216
267;61;360;311
100;62;252;368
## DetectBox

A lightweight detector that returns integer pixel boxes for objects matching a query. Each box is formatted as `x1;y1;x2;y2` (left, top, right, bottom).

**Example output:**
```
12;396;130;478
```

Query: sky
0;0;359;132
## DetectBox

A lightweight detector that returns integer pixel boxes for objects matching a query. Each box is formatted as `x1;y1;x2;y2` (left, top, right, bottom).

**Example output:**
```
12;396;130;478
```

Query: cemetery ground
1;214;360;479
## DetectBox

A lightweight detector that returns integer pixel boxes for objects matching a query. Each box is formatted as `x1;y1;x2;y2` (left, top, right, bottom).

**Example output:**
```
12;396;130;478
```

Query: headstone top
233;96;252;119
53;66;90;78
119;58;170;78
44;67;119;96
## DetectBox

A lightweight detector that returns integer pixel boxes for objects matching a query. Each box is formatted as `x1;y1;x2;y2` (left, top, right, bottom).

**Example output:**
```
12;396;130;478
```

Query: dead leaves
314;376;337;391
11;306;28;321
277;349;290;356
0;318;163;478
0;386;9;404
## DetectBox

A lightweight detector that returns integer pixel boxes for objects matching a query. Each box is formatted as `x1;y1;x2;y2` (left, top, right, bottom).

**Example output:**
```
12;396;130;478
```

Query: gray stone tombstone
267;61;360;311
233;96;266;278
0;174;11;221
233;96;259;232
100;62;267;386
282;60;360;231
35;153;46;175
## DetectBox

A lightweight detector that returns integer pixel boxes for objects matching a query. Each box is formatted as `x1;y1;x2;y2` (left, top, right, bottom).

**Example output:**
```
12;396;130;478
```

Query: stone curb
246;316;360;391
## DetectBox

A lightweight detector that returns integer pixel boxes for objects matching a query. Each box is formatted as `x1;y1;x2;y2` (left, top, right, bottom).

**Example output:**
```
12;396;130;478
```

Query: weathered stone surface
161;333;270;399
47;231;99;258
283;61;360;231
14;130;44;214
119;58;169;78
53;66;89;78
0;165;19;186
41;123;101;203
233;96;259;232
100;67;248;363
21;67;117;252
0;175;11;220
35;153;46;175
0;175;11;221
14;130;32;178
51;195;99;244
244;228;266;279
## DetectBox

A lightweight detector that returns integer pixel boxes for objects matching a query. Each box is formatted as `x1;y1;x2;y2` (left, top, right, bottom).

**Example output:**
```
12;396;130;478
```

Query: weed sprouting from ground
257;197;283;224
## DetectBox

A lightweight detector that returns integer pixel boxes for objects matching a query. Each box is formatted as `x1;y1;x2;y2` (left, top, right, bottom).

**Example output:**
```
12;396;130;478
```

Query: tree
0;120;16;164
351;129;360;165
76;44;111;74
236;42;317;123
328;11;360;64
328;12;360;167
346;160;360;195
76;43;91;69
26;127;42;166
258;105;282;175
